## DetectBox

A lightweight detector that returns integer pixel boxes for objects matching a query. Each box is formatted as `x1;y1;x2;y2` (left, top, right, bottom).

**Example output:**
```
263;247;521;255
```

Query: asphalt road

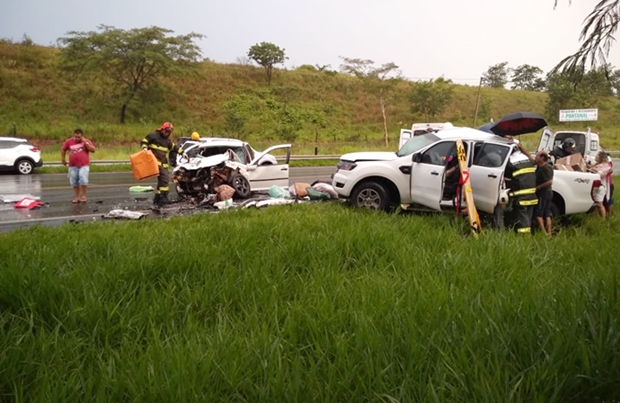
0;166;336;232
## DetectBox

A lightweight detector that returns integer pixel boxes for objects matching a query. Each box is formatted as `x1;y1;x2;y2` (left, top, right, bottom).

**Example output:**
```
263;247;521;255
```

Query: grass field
1;203;619;402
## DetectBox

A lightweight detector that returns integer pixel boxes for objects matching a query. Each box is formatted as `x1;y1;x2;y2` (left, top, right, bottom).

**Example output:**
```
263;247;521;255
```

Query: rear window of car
0;140;20;149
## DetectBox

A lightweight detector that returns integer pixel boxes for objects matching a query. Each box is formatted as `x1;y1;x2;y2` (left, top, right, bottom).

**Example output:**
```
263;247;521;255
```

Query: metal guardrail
43;151;620;167
44;155;342;167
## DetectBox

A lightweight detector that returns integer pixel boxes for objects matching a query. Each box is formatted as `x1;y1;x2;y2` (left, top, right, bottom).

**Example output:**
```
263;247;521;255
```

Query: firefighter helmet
191;131;200;141
159;122;174;132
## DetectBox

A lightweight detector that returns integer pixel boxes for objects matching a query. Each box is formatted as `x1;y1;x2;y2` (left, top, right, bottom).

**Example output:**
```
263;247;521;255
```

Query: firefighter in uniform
504;147;538;234
141;122;181;205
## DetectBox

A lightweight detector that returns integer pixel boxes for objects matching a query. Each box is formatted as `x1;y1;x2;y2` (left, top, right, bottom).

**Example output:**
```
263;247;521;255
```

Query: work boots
159;192;170;205
153;193;162;206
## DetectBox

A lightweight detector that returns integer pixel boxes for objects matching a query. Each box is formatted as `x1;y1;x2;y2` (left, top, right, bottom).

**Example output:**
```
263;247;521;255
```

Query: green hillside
2;42;620;152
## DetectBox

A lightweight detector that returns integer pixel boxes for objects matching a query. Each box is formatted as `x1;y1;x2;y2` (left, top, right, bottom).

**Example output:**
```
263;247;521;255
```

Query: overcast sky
1;0;617;85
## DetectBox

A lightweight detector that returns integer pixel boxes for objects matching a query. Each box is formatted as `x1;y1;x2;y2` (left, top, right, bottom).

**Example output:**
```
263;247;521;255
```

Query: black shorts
604;183;614;206
535;191;552;218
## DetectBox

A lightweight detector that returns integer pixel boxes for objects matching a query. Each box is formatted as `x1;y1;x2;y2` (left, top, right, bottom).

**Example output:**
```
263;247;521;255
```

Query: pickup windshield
397;133;440;157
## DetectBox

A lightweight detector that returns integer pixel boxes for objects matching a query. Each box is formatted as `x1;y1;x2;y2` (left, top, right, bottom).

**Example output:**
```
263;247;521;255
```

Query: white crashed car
172;139;291;200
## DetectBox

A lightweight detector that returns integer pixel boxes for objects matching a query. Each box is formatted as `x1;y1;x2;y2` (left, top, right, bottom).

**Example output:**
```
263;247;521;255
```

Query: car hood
339;151;398;162
174;152;243;172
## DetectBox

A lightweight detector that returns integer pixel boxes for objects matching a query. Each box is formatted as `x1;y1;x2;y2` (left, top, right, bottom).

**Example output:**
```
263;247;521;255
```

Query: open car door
399;129;412;149
537;127;554;153
469;142;512;214
247;144;291;191
410;141;456;211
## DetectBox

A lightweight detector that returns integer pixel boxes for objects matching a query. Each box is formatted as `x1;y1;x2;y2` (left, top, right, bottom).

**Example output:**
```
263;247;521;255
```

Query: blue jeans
68;166;90;187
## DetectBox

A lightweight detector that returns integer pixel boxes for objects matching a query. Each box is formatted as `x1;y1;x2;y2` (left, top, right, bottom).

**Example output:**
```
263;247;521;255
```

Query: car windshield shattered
396;133;440;157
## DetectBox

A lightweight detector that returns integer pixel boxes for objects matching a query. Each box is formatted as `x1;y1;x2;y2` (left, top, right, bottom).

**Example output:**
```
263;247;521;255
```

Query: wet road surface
0;167;335;232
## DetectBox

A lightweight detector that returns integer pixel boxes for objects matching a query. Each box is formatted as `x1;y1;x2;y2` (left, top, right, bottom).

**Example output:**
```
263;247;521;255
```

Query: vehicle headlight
336;160;357;171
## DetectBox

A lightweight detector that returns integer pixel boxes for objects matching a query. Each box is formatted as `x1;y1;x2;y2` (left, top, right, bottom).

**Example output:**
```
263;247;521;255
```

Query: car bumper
332;172;354;198
35;159;43;168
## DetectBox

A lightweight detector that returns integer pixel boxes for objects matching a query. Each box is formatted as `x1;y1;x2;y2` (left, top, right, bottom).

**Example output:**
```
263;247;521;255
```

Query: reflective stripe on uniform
156;161;170;168
518;199;538;206
517;227;531;233
149;144;170;152
158;186;170;192
510;188;536;196
512;167;536;177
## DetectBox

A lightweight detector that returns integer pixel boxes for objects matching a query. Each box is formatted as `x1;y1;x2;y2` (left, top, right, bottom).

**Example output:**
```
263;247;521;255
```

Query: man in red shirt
61;129;96;203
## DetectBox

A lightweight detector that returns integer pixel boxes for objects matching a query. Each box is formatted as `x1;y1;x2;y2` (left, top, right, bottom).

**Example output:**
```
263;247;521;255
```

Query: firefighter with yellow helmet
140;122;181;206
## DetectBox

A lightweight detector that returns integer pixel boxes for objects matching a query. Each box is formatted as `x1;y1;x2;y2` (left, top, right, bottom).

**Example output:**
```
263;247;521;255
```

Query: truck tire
550;201;560;219
351;182;390;210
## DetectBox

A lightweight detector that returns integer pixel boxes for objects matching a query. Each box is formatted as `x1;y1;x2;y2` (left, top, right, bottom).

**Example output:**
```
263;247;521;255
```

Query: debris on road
129;185;154;192
105;209;148;220
1;194;41;203
13;197;45;210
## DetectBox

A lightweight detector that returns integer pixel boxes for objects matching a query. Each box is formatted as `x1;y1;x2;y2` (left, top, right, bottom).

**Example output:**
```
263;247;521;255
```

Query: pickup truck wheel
351;182;389;210
550;201;560;219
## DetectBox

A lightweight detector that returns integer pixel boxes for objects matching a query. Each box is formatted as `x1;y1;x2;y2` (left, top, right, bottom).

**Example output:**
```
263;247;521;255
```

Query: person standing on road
140;122;180;206
61;128;95;203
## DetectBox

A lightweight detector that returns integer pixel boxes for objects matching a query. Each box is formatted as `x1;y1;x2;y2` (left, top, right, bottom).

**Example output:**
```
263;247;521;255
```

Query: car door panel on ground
410;141;456;211
469;142;512;214
248;144;291;191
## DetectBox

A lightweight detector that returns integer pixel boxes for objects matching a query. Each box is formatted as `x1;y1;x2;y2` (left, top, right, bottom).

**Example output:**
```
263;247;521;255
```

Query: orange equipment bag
130;150;159;180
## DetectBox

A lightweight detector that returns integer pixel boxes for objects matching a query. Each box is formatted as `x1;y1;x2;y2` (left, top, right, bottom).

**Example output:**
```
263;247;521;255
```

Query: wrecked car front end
172;150;251;205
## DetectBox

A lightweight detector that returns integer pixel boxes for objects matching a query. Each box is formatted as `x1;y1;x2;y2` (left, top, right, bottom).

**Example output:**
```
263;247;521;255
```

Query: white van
538;127;604;163
399;122;454;149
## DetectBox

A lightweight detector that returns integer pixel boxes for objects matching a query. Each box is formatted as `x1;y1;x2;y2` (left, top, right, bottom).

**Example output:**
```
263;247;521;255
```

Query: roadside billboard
559;109;598;122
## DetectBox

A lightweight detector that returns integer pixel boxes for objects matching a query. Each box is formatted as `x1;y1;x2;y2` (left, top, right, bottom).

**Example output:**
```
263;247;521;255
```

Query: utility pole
472;77;483;127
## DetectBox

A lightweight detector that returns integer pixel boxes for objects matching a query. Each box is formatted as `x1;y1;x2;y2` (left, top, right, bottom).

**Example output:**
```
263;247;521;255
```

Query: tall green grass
1;204;619;402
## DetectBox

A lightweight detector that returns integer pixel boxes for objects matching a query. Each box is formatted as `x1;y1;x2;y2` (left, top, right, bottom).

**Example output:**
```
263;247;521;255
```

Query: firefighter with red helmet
141;122;181;205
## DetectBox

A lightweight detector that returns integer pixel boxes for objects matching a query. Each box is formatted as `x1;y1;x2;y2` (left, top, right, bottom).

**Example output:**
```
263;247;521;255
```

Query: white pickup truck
332;126;598;218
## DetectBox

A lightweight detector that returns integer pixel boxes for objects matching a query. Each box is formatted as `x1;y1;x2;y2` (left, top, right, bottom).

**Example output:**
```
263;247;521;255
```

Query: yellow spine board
455;139;482;237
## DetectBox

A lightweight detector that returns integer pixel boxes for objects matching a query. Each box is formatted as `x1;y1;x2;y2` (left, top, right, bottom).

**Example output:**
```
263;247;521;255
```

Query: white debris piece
256;199;296;208
213;199;234;210
106;209;148;220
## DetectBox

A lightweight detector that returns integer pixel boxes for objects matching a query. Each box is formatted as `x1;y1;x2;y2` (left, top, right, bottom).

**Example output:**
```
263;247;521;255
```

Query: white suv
0;137;43;175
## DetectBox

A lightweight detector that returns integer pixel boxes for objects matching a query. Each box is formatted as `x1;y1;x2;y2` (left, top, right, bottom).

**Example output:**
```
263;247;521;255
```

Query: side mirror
412;153;422;163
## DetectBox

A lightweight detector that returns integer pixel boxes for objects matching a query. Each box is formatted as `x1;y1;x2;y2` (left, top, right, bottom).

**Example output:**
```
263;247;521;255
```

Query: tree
247;42;287;85
511;64;546;91
581;64;617;96
58;25;204;124
482;62;511;88
544;70;599;122
553;0;620;76
409;77;454;120
339;57;400;147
